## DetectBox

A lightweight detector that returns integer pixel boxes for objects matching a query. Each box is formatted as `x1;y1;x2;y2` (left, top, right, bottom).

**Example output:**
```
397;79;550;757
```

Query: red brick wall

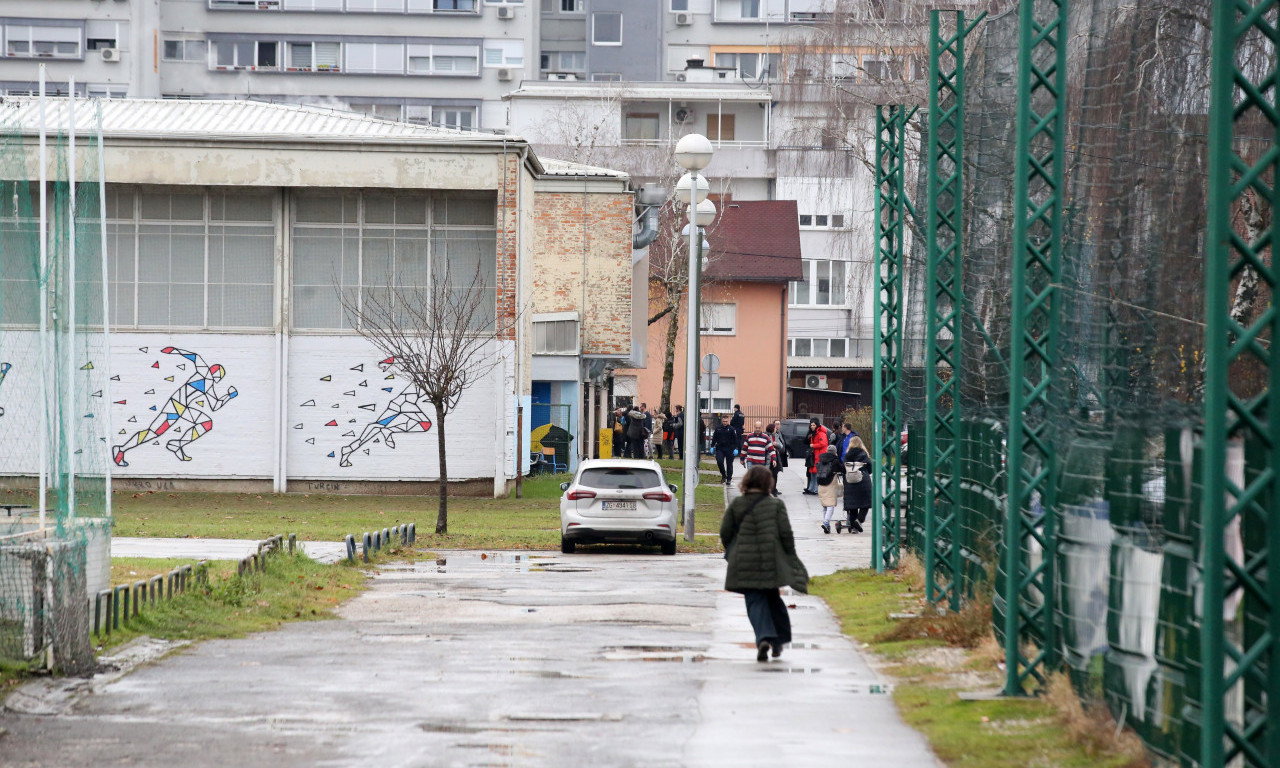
531;189;634;356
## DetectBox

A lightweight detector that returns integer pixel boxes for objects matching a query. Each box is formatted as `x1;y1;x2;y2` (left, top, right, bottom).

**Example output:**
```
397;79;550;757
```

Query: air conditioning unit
674;11;693;26
496;5;515;19
100;48;120;62
673;107;694;124
497;67;514;81
806;374;829;390
675;73;687;82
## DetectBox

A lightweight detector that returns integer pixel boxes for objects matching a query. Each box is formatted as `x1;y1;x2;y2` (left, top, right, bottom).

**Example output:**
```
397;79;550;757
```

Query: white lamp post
674;134;713;543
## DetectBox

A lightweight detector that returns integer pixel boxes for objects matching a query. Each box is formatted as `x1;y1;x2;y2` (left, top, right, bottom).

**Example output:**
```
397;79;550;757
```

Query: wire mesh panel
0;97;109;674
900;0;1273;761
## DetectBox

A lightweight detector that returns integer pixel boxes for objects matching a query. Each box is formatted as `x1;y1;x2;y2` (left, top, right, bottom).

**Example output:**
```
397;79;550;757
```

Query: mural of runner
112;347;238;467
0;362;8;417
338;358;432;468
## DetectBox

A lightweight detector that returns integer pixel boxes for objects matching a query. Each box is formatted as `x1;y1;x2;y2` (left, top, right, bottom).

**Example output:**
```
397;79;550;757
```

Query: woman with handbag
720;466;808;661
841;435;873;533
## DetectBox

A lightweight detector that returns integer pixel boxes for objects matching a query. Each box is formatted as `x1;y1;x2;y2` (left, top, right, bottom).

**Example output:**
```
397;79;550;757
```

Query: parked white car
559;459;678;555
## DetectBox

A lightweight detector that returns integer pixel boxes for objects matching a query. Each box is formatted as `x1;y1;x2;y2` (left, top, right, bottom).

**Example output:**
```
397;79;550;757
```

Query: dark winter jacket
843;446;873;510
816;452;843;486
720;492;796;593
730;409;745;433
625;409;646;440
711;424;739;452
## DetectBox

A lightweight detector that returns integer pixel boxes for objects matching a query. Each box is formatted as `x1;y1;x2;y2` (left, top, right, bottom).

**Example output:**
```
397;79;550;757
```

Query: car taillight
567;490;597;500
643;491;673;502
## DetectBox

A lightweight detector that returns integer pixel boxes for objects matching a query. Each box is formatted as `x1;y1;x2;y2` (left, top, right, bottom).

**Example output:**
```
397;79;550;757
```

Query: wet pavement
0;472;935;768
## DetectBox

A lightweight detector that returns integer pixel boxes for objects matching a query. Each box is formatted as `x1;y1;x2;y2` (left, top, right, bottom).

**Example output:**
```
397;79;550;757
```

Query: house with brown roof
616;199;802;429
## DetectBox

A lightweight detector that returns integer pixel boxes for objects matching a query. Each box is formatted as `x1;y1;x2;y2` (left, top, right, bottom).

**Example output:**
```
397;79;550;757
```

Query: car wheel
660;539;676;556
561;537;576;554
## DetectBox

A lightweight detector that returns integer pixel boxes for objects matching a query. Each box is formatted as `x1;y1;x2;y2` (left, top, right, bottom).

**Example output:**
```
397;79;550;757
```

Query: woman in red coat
803;418;827;495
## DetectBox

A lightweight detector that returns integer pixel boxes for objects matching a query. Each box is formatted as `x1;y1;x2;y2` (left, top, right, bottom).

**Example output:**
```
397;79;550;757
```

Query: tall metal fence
0;94;111;674
880;2;1276;766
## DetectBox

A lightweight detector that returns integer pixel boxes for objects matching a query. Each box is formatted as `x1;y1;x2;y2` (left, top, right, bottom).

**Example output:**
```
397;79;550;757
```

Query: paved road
1;470;933;768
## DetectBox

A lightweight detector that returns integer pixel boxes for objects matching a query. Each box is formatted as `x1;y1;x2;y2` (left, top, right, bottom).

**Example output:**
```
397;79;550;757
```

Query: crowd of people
607;400;874;661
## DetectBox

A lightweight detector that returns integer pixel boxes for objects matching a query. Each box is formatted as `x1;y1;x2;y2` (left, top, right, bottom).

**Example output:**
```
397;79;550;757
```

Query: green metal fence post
874;105;911;572
925;9;982;613
1001;0;1067;696
1202;2;1278;766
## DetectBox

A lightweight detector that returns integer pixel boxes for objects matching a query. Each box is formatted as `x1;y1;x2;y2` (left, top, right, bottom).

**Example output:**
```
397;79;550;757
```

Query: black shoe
757;641;770;662
772;642;783;658
802;490;817;496
851;520;863;533
821;523;830;534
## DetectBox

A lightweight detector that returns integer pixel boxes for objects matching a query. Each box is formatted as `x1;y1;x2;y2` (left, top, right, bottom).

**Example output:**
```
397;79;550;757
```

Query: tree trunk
659;292;681;415
435;409;448;534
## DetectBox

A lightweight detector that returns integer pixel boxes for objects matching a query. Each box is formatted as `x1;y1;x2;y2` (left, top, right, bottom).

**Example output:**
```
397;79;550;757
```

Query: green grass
98;551;367;651
112;471;728;553
811;570;1144;768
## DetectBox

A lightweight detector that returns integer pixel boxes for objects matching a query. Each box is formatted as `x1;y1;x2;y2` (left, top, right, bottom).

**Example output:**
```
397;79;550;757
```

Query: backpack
816;457;836;485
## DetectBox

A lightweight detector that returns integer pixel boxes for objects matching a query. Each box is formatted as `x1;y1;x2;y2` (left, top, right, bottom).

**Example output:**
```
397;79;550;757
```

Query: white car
559;459;679;555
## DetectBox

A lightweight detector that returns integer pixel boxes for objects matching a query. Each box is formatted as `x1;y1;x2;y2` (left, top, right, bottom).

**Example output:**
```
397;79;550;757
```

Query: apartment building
0;0;539;130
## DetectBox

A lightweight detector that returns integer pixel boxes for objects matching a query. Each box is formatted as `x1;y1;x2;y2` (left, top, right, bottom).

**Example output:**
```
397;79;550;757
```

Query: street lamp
674;134;713;543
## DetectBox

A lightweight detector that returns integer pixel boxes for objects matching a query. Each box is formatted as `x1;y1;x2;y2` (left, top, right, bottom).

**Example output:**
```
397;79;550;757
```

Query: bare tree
339;263;517;534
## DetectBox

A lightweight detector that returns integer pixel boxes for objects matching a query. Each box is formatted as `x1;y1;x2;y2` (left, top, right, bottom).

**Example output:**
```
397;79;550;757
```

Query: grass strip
111;472;729;553
98;550;367;652
811;567;1148;768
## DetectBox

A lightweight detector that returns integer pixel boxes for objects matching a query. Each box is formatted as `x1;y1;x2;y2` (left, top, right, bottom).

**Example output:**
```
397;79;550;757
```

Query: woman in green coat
720;465;799;662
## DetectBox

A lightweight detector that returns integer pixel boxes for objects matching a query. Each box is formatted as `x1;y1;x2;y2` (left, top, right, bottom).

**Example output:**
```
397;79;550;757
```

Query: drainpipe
633;183;666;251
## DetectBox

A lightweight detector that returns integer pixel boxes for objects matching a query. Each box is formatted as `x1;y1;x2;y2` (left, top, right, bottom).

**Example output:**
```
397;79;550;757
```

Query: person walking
720;466;806;661
667;405;685;460
730;404;746;444
841;435;873;533
816;444;844;533
766;422;787;497
640;403;654;459
803;418;827;495
740;421;777;473
837;423;854;463
622;404;646;459
711;415;739;484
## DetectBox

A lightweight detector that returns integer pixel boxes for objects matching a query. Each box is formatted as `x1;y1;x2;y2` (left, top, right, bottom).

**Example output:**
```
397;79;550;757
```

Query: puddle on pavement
845;683;894;694
759;667;824;674
513;670;588;679
597;644;708;663
419;721;538;734
427;553;533;574
529;566;594;573
505;712;620;723
734;641;820;650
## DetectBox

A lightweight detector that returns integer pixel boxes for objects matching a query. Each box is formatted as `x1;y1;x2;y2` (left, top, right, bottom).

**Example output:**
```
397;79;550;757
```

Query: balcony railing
620;137;768;149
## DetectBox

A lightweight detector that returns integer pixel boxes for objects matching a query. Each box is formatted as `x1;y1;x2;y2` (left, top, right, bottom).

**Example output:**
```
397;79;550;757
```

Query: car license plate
600;501;636;511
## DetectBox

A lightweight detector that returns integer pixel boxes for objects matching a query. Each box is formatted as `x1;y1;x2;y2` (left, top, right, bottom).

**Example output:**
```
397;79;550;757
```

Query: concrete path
112;536;350;564
1;470;937;768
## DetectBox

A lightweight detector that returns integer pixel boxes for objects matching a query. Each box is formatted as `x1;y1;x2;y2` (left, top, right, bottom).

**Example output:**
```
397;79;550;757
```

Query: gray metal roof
0;96;527;145
537;156;630;180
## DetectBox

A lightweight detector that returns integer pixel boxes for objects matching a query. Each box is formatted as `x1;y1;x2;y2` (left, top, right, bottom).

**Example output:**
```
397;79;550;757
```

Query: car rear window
577;467;662;490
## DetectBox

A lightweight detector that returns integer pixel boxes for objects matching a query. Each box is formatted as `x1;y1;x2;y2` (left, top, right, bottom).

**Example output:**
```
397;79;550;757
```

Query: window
741;0;761;18
789;259;846;306
862;55;905;82
561;0;582;11
815;214;828;227
106;188;276;329
5;24;82;59
789;338;848;358
714;51;779;80
0;182;39;325
345;42;405;74
483;40;524;67
592;12;622;45
799;213;845;229
163;39;207;62
699;303;736;335
286;40;340;71
798;214;812;227
624;113;659;141
533;317;579;354
434;107;475;130
291;192;497;330
87;20;121;51
434;0;476;10
592;73;622;82
706;114;735;142
213;40;280;70
539;52;550;69
407;44;479;74
559;51;584;70
699;376;734;413
671;0;689;9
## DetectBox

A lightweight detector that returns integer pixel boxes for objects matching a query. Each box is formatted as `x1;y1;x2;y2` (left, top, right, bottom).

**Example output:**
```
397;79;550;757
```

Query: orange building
620;200;802;425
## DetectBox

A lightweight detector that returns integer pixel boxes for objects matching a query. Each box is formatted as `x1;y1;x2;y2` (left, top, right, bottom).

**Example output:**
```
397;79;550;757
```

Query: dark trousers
623;436;641;458
715;449;735;481
742;588;792;646
674;432;684;460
